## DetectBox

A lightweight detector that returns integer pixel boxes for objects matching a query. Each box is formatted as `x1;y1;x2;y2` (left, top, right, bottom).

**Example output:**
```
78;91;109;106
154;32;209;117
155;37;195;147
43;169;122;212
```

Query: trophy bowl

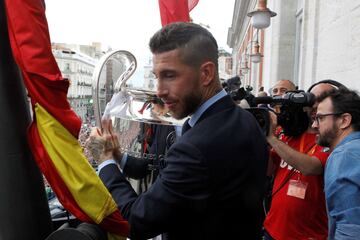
92;50;184;153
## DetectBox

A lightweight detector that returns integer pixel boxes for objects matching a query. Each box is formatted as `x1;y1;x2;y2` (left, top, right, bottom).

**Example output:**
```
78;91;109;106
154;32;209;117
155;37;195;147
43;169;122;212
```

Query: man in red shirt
263;81;345;240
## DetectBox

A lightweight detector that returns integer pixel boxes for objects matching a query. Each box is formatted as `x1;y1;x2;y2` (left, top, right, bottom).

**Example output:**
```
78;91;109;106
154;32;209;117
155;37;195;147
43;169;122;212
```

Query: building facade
219;48;233;81
52;43;103;122
143;57;156;91
228;0;360;94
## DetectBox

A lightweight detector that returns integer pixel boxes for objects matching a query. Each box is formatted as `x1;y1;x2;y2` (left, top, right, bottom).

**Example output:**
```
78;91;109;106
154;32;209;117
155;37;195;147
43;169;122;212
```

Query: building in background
52;42;104;122
219;48;233;81
143;57;156;91
228;0;360;94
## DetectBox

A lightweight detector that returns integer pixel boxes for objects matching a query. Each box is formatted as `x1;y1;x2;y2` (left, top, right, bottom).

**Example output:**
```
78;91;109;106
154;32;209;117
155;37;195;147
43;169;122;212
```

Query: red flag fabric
4;0;129;238
188;0;199;12
158;0;190;26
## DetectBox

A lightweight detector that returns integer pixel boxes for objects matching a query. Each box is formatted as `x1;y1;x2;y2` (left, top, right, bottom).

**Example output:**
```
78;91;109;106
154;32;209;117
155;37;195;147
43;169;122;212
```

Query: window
65;63;71;71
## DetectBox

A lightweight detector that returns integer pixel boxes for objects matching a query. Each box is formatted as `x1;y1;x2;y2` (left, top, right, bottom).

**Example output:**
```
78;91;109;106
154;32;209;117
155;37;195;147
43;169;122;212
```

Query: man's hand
101;118;122;162
85;118;121;164
265;111;324;176
267;111;278;140
86;127;107;164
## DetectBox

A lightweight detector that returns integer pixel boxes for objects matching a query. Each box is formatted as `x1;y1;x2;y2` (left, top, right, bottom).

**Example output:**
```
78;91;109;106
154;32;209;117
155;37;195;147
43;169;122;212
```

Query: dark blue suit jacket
99;95;268;240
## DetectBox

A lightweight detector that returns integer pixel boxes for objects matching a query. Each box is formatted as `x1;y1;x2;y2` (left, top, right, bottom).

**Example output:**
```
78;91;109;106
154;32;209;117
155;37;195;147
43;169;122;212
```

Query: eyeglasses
314;112;343;125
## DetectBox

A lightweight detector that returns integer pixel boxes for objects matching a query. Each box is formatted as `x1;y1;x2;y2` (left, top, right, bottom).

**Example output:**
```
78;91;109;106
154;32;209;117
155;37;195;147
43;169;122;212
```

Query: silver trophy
92;50;183;189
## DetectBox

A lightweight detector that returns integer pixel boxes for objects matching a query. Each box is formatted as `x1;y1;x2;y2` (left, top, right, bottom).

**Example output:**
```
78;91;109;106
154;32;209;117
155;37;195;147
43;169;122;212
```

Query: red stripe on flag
5;0;129;236
5;0;81;137
100;211;130;237
188;0;199;12
158;0;190;26
28;124;91;222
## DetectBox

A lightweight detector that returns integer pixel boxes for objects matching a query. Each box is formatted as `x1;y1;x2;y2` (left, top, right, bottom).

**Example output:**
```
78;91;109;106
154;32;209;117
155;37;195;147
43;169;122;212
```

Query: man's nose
157;84;168;98
311;119;318;129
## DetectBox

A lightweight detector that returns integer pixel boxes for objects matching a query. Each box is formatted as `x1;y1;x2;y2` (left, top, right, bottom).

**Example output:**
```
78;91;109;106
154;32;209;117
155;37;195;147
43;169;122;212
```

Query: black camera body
269;91;314;137
251;91;315;137
223;76;315;137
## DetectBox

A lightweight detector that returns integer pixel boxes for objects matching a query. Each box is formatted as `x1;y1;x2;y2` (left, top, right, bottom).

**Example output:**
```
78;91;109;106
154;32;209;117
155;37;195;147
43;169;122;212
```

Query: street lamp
250;45;263;63
250;31;263;63
240;60;250;74
247;0;276;29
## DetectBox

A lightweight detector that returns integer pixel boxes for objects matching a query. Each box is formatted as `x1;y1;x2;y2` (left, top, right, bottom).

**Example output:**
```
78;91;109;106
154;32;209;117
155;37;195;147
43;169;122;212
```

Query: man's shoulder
334;139;360;156
195;106;251;133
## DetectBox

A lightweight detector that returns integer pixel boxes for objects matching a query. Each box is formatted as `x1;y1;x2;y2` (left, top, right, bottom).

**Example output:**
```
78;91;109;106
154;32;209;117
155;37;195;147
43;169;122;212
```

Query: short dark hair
149;22;219;71
317;88;360;131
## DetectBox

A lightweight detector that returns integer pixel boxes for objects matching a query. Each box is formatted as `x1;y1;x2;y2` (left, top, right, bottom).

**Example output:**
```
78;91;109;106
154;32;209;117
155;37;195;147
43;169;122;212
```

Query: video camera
253;91;315;137
223;76;315;137
222;76;255;105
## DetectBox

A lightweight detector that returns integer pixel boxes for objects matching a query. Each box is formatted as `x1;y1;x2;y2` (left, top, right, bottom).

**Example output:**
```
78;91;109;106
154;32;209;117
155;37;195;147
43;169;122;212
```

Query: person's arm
88;119;210;239
267;112;323;176
327;150;360;238
267;135;323;175
99;141;209;239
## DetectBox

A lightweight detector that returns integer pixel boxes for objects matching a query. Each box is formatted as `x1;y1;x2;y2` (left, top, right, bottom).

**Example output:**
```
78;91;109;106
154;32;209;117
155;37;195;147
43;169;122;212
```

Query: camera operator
262;81;345;240
270;79;296;113
271;79;296;97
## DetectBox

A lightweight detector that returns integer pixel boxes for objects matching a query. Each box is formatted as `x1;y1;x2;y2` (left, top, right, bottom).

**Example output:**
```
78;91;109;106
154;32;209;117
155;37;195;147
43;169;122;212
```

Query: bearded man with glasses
312;88;360;240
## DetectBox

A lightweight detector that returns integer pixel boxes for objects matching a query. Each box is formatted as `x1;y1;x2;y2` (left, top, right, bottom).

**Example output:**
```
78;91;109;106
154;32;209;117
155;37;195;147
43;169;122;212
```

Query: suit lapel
181;118;191;135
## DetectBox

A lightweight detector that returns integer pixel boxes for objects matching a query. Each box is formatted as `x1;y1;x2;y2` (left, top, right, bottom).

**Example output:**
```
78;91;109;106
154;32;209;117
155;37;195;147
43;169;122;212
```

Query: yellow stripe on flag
108;233;127;240
35;103;118;223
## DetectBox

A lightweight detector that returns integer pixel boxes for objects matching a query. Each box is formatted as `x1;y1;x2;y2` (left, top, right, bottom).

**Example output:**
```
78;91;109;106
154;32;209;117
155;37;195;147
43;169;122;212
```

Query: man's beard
172;90;202;120
317;123;338;147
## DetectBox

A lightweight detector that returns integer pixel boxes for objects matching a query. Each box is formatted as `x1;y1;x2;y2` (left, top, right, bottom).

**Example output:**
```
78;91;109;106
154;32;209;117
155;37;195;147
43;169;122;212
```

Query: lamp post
247;0;276;29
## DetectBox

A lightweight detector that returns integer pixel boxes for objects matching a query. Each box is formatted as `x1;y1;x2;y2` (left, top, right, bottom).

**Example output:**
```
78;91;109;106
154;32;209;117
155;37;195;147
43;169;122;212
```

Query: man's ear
339;113;352;130
200;61;215;86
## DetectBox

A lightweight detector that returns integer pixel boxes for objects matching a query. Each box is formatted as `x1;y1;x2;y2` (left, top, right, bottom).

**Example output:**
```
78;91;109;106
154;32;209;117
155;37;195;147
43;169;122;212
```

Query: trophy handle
92;50;137;127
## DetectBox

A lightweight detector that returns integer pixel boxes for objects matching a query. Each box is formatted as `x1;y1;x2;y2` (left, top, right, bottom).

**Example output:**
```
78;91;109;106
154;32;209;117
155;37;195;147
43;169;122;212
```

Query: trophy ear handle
92;50;137;128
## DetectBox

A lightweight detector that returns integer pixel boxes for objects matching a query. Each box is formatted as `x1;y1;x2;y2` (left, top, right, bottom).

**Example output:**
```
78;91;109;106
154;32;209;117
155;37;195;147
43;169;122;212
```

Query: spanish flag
158;0;199;26
4;0;129;238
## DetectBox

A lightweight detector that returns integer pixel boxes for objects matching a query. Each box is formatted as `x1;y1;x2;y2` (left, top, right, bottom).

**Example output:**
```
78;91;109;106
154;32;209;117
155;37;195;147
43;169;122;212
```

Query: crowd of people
83;22;360;240
78;122;95;166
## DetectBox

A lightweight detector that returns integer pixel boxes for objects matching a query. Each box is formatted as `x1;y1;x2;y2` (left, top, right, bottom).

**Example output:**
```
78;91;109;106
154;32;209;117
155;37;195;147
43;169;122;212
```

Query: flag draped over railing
158;0;199;26
4;0;128;238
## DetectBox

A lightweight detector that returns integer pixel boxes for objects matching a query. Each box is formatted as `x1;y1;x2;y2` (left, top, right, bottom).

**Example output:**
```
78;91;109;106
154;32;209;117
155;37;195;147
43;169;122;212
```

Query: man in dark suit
89;22;268;240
